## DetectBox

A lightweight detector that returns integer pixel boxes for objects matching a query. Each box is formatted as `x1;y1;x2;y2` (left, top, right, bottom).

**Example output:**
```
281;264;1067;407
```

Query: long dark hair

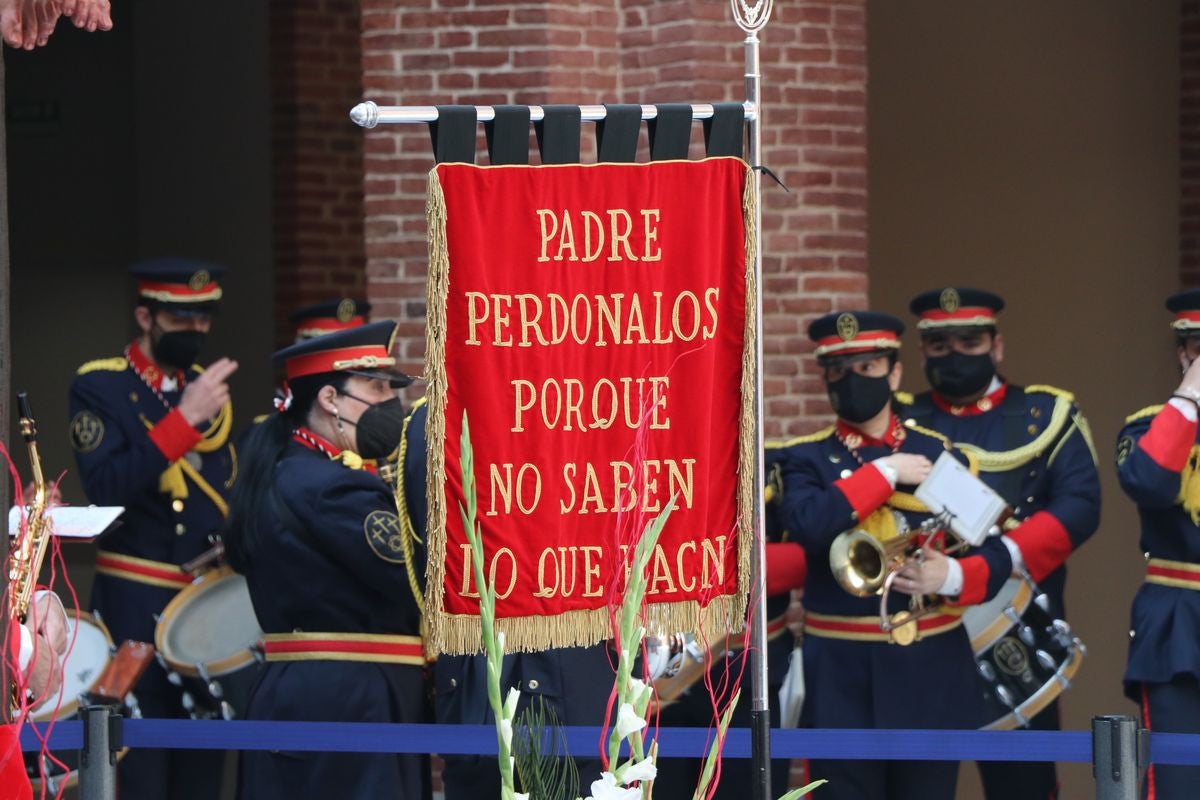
224;372;349;572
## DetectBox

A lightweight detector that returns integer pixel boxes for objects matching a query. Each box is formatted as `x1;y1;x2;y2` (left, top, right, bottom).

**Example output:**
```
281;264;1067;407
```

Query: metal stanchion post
1092;715;1149;800
79;705;122;800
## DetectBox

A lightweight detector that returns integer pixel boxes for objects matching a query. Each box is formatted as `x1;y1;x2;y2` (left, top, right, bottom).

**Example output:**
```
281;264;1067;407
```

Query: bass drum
155;565;263;720
962;576;1085;730
25;610;130;794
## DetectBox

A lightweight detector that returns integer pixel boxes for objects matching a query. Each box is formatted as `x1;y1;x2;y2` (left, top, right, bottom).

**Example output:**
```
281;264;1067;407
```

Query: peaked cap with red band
909;287;1004;332
272;319;414;388
289;298;371;341
131;258;226;314
808;310;904;361
1167;289;1200;333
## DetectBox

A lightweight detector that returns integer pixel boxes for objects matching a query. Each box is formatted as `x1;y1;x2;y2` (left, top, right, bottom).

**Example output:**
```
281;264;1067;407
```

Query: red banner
424;158;755;653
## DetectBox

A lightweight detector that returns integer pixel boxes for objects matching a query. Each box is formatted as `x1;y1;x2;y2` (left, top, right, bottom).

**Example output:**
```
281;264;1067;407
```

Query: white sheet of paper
8;505;124;540
913;452;1007;546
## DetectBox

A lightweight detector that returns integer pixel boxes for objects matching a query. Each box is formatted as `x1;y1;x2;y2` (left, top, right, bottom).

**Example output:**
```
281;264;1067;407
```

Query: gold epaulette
780;426;835;446
76;357;128;375
893;390;915;405
1025;384;1076;403
1125;404;1164;425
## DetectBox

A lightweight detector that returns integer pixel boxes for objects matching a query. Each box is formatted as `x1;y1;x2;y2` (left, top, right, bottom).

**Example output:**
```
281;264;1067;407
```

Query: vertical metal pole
1092;715;1148;800
732;3;774;799
79;705;120;800
0;40;13;726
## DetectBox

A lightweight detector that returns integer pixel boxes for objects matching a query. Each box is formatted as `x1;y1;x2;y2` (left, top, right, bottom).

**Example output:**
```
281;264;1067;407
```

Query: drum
25;610;130;794
962;576;1086;730
155;565;264;720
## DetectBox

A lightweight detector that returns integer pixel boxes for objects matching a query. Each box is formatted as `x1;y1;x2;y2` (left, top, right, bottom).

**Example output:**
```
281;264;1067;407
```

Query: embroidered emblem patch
835;312;859;341
1116;435;1134;466
363;509;406;563
70;410;105;453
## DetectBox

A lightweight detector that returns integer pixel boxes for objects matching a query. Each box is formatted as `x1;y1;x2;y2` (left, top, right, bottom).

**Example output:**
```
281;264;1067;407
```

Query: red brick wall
360;0;868;439
1185;0;1200;288
270;0;368;347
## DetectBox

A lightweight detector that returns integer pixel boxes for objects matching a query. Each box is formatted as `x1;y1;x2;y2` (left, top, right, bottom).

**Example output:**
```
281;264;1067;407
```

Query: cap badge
336;299;357;323
835;312;859;342
189;270;211;291
939;288;960;313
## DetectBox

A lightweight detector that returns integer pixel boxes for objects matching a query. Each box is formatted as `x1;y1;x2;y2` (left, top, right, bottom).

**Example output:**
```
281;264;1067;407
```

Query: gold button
1027;424;1038;435
172;499;184;513
1031;407;1042;419
175;524;186;536
527;679;540;690
129;393;139;402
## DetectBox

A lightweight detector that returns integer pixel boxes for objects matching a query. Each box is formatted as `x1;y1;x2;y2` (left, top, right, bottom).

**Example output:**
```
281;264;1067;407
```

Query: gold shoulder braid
781;426;835;446
956;394;1073;472
1025;384;1076;402
1126;404;1164;425
140;399;234;517
893;390;915;406
77;356;128;375
394;404;426;614
1179;446;1200;526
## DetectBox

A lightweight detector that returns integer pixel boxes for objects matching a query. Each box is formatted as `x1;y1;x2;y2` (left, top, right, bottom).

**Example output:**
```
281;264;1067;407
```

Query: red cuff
833;464;893;521
1006;511;1073;583
1137;403;1197;472
948;554;989;607
147;408;202;462
765;542;807;596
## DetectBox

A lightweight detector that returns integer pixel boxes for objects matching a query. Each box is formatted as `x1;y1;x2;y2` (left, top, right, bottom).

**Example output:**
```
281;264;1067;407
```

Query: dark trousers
1141;677;1200;799
116;687;225;800
807;758;958;800
976;700;1060;800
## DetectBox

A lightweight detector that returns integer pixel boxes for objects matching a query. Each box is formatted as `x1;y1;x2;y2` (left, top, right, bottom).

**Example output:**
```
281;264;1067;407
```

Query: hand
60;0;110;32
878;453;933;486
892;548;949;596
33;591;68;656
23;627;62;701
1178;352;1200;400
0;0;58;50
785;589;805;639
178;358;238;426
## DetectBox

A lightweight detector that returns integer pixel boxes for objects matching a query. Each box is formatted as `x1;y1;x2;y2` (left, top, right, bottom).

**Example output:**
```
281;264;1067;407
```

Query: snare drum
26;611;129;793
155;565;264;719
962;576;1086;730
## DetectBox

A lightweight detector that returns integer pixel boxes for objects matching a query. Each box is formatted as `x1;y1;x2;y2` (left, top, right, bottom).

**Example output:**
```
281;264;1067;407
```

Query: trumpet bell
830;528;889;597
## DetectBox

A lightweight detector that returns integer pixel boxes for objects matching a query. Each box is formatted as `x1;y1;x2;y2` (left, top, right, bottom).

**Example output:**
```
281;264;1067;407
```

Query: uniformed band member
651;445;804;800
224;320;428;799
777;311;1013;800
902;288;1101;800
68;259;237;799
289;297;371;342
1115;289;1200;797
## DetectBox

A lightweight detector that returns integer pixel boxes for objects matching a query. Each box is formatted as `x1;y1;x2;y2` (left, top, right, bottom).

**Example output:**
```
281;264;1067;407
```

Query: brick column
360;0;868;430
270;0;367;347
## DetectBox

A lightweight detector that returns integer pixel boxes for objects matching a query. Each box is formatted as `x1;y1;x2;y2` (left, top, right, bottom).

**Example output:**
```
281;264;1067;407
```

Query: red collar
836;414;906;451
125;340;184;391
292;427;378;474
932;382;1007;417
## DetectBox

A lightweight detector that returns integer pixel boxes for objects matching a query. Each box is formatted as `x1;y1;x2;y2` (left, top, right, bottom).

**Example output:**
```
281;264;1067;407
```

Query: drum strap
803;609;963;645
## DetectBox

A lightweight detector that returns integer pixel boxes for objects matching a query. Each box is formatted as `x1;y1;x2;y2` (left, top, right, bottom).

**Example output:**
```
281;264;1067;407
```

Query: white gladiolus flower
619;757;658;783
587;772;641;800
514;794;530;800
499;718;513;750
504;687;520;719
628;678;652;707
615;702;647;739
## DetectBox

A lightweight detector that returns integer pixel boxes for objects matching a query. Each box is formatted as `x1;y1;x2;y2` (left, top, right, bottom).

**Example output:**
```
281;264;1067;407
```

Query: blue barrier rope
17;720;1200;765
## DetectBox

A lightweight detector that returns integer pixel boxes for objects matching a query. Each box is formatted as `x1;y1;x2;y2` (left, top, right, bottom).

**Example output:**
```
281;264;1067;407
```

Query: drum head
156;567;262;677
31;611;113;721
963;576;1034;653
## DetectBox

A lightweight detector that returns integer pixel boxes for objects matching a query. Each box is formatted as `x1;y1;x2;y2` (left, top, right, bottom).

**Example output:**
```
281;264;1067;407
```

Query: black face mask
924;351;995;400
151;327;206;372
343;396;406;460
827;372;893;424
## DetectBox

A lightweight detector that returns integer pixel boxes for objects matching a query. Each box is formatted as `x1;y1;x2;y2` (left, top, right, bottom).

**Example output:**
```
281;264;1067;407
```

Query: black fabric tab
535;105;582;165
648;104;693;161
428;105;477;164
704;102;745;157
596;104;641;163
485;105;530;166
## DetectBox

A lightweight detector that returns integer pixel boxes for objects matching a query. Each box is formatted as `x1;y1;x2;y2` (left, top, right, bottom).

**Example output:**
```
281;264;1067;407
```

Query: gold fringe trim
424;166;453;656
735;163;756;630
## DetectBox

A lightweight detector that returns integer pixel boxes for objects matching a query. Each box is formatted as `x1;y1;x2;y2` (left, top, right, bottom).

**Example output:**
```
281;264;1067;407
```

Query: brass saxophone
7;393;53;707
